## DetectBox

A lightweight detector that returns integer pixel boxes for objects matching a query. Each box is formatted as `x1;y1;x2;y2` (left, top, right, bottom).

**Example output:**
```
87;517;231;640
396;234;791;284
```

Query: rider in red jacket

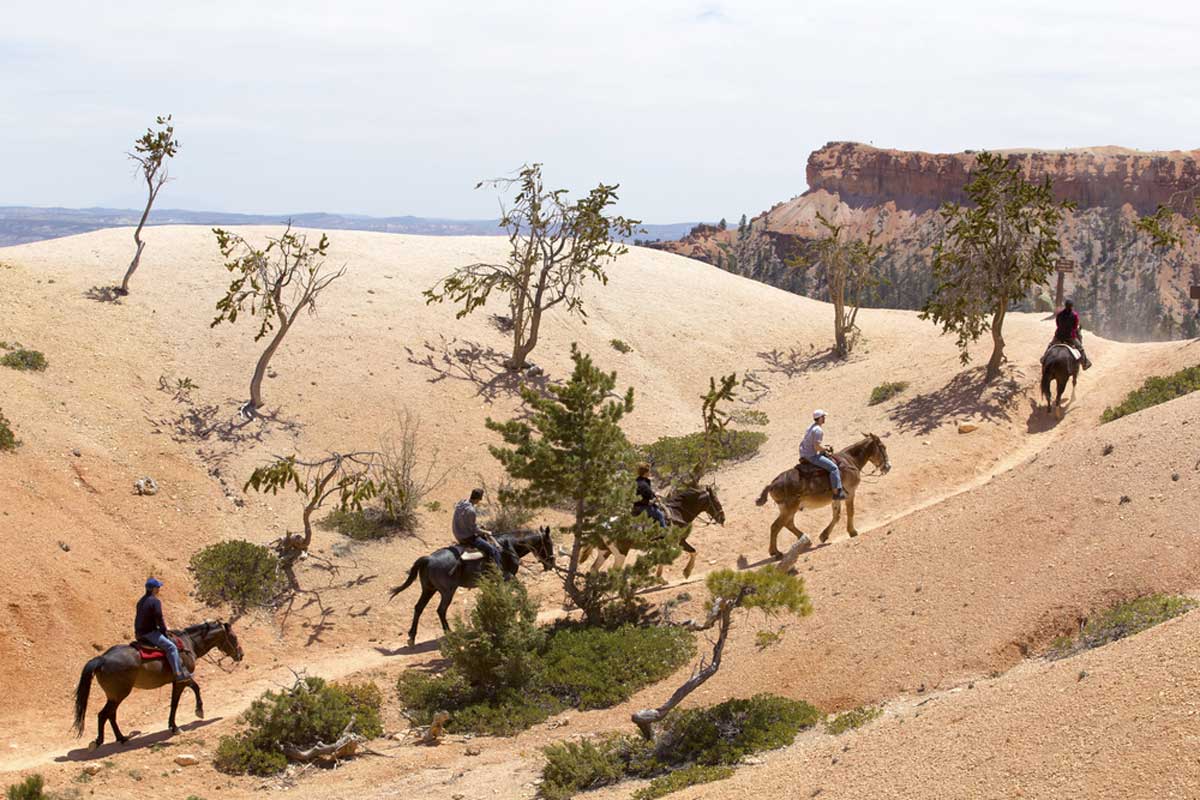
1047;299;1091;369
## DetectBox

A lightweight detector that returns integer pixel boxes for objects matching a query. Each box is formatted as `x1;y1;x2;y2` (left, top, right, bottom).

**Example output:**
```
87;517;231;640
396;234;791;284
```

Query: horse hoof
196;708;205;720
170;727;181;736
768;551;781;560
406;636;416;648
819;534;830;543
117;736;129;745
87;740;99;752
848;530;859;538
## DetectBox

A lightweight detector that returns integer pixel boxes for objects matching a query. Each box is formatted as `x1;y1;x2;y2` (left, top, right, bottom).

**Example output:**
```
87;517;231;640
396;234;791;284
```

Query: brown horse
581;485;726;579
755;433;891;557
73;620;243;750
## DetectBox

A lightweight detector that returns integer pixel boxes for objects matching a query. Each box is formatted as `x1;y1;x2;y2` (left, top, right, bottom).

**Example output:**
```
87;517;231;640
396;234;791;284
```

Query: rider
1046;298;1092;370
799;410;848;501
135;578;192;684
633;463;668;528
452;488;507;576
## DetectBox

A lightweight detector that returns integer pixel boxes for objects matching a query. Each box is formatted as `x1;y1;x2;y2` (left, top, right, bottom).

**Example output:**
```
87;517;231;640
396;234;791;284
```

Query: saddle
131;634;185;661
1045;342;1081;362
795;457;839;478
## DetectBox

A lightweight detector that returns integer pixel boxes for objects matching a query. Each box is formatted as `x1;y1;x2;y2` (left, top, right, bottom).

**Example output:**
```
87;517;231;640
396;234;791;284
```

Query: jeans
805;454;843;491
465;535;505;572
635;505;669;528
141;630;185;678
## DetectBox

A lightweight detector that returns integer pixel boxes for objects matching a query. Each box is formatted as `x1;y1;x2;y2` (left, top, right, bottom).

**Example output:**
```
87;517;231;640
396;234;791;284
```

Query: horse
72;620;243;750
390;527;555;647
1040;344;1079;418
755;433;891;557
580;485;726;579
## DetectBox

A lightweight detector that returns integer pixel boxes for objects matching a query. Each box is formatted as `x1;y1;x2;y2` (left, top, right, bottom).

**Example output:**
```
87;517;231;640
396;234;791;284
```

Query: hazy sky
4;0;1199;221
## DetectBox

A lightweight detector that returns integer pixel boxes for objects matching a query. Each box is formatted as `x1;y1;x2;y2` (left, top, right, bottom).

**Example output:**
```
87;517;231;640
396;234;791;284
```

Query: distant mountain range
0;206;702;247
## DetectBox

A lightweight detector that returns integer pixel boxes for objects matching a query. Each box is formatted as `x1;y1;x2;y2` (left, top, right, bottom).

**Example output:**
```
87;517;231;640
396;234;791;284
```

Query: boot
832;488;848;501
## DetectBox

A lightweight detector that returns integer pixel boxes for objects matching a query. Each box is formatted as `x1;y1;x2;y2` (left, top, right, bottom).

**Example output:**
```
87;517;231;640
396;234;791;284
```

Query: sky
3;0;1199;222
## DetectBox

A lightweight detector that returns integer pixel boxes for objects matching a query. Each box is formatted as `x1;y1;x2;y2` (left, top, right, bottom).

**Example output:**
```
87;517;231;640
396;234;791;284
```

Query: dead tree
211;224;346;416
118;115;179;295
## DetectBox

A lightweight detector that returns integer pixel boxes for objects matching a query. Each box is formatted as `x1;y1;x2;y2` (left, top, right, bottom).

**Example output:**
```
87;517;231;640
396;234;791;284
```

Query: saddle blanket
1050;343;1081;360
132;634;185;660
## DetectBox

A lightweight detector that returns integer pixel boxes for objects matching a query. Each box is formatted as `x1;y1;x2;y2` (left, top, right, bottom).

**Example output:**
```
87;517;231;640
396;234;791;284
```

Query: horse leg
819;501;842;543
108;699;129;745
845;494;859;538
435;588;458;634
612;544;629;571
169;683;184;734
92;700;113;750
589;545;611;574
680;538;697;579
191;681;204;719
768;507;789;558
407;585;436;648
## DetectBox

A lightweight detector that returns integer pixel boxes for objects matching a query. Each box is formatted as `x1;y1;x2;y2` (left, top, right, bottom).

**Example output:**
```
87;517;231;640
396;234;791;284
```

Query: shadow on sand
889;366;1024;435
57;717;222;762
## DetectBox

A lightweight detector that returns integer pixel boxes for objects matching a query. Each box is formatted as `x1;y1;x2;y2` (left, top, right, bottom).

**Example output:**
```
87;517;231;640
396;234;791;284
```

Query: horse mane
179;620;220;636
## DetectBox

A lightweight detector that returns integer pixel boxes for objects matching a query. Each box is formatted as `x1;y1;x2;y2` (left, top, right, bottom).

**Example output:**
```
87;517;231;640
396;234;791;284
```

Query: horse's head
218;621;244;662
704;485;726;525
862;432;891;474
535;525;556;571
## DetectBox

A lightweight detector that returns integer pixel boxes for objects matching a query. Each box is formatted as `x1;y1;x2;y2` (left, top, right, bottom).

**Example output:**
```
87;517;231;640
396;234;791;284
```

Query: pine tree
486;345;661;620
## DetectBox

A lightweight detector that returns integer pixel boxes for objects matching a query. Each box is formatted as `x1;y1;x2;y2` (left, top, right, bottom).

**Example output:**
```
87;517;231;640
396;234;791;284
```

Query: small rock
465;746;481;756
1172;472;1180;482
134;477;159;496
1077;670;1088;682
82;764;102;776
174;754;199;766
743;756;765;765
58;541;70;552
956;422;978;434
1118;495;1131;505
1102;443;1114;456
72;448;82;457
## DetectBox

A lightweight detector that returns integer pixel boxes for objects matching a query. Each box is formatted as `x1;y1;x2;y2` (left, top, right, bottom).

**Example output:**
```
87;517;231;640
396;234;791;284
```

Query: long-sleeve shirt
134;593;167;639
452;499;483;544
799;423;825;461
634;476;656;510
1055;308;1080;341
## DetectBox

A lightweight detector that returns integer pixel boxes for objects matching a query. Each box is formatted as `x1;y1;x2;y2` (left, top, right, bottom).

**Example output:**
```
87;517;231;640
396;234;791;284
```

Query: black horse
581;485;726;579
1041;344;1079;418
390;527;555;647
73;620;243;750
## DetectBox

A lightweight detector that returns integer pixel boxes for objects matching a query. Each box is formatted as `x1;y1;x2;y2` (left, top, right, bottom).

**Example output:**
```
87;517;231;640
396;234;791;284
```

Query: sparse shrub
0;409;19;452
1047;594;1197;659
632;765;735;800
441;573;545;693
610;338;632;354
477;477;537;532
425;500;442;513
540;735;657;800
397;614;695;736
643;430;766;484
189;540;287;611
1;348;48;372
214;676;383;776
6;775;47;800
372;409;450;534
655;694;820;766
320;507;398;541
731;409;770;427
825;705;882;735
1101;365;1200;422
868;381;909;405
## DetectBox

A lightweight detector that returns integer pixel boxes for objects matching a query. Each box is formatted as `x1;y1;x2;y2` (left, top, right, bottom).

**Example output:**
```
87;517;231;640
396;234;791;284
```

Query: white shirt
799;422;825;461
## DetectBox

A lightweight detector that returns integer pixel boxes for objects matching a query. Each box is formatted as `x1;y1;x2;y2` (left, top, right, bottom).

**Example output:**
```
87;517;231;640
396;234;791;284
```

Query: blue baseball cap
145;577;164;589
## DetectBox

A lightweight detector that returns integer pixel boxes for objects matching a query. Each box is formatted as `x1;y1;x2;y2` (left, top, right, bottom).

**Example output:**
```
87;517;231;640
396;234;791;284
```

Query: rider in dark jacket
633;464;668;527
135;578;192;683
1047;299;1091;369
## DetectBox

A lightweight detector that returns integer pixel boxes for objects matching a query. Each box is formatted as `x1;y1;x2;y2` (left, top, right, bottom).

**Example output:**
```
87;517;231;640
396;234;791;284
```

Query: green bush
868;381;909;406
541;625;695;709
1048;594;1197;659
825;705;882;735
730;409;770;427
441;574;545;693
655;694;821;766
1101;365;1200;422
214;677;383;776
321;508;407;541
643;430;767;482
540;735;658;800
0;409;18;452
610;338;633;354
398;622;695;736
189;540;288;611
1;348;48;372
632;765;735;800
5;775;47;800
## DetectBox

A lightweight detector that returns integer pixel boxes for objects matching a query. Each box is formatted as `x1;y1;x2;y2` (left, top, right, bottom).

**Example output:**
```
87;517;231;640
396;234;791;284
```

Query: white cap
813;409;827;420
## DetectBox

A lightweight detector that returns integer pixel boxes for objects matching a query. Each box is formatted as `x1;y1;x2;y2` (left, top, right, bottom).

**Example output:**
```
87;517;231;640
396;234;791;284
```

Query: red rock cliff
807;142;1200;214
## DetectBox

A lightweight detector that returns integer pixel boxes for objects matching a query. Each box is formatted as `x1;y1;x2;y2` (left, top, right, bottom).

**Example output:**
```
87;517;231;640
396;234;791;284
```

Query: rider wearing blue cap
135;578;192;683
800;409;848;500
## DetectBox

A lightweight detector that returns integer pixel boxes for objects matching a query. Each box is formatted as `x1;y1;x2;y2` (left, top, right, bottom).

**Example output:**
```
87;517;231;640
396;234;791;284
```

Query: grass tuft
1048;594;1197;659
825;705;882;735
1101;365;1200;422
868;381;909;406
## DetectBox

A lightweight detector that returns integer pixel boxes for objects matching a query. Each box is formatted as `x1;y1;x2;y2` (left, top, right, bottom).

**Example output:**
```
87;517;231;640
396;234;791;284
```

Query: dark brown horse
755;434;891;557
581;485;726;579
1041;344;1078;418
73;620;243;750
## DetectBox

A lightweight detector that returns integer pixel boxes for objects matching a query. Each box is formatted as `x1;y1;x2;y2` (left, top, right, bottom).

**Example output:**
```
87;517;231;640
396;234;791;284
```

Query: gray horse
73;620;243;750
390;527;554;647
1041;344;1079;418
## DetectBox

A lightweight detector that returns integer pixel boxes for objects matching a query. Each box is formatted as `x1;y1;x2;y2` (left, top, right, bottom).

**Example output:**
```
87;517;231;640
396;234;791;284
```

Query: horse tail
73;656;102;736
755;482;773;506
389;557;428;601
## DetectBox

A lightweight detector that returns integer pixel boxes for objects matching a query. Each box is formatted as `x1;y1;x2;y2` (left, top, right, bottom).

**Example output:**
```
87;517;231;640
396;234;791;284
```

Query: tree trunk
248;319;291;413
119;191;155;294
507;304;541;371
986;302;1007;381
832;294;847;358
563;495;586;611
